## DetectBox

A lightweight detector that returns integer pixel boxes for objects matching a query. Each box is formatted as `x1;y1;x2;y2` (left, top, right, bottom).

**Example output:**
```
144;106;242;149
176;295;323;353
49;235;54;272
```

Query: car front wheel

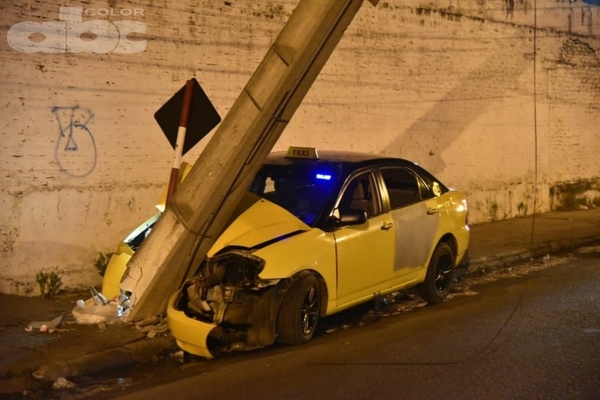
277;274;320;345
418;242;455;303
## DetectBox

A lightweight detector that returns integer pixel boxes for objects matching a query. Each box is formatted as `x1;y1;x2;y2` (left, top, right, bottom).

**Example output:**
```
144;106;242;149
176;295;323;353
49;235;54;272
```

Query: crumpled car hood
207;194;311;256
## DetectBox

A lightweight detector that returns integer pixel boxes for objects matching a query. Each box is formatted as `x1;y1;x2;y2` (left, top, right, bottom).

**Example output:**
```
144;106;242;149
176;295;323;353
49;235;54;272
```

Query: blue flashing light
316;173;331;181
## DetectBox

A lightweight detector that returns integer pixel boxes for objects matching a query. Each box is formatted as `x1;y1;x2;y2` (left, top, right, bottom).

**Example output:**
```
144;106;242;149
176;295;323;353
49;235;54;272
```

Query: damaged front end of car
168;248;291;358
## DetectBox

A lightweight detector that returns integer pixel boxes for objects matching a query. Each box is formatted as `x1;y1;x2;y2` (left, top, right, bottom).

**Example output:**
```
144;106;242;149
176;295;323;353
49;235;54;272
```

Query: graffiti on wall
51;105;97;177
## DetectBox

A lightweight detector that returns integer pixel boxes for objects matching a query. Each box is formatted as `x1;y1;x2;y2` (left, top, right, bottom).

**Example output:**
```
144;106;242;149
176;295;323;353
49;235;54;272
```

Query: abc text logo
7;7;146;54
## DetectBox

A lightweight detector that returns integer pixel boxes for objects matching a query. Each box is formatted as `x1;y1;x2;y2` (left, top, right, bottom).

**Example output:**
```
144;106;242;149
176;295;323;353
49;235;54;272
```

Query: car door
379;166;440;282
333;170;397;307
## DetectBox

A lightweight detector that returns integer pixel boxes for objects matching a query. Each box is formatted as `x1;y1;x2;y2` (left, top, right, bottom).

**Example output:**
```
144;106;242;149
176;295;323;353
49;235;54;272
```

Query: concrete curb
467;235;600;275
32;335;176;382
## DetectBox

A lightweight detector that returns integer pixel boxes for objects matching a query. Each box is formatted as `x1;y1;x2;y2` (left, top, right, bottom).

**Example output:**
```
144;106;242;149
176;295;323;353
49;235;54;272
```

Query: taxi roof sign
286;146;319;159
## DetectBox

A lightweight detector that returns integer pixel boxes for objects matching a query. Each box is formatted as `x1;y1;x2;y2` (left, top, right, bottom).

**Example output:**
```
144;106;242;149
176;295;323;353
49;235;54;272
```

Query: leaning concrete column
121;0;378;322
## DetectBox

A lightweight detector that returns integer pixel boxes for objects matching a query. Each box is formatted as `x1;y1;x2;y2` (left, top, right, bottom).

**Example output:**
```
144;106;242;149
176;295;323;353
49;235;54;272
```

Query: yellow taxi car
166;147;470;358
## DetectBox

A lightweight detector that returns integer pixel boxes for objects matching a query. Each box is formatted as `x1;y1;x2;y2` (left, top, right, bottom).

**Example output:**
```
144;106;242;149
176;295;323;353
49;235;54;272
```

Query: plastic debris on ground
71;287;132;325
25;314;64;333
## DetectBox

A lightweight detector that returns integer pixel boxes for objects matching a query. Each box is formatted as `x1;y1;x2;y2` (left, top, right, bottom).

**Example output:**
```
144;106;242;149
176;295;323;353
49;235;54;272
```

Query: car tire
277;274;320;345
418;242;455;303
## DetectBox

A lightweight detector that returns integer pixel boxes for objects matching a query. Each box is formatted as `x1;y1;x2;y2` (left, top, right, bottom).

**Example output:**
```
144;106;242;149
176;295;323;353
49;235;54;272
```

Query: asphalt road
42;248;600;400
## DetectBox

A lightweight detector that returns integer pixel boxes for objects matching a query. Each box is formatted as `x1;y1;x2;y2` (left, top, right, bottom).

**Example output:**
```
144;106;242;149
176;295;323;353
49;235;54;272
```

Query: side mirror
339;209;367;226
323;209;367;231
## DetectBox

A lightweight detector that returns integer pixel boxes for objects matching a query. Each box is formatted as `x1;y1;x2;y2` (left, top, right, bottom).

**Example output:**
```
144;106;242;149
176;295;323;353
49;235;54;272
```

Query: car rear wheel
277;274;320;345
418;242;455;303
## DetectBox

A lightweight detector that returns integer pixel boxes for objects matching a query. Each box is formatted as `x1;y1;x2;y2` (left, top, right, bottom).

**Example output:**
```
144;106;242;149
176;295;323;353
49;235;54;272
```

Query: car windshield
249;163;338;225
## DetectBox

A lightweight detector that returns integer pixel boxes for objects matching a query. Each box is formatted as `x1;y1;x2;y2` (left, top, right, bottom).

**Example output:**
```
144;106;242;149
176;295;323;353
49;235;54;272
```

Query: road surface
38;247;600;400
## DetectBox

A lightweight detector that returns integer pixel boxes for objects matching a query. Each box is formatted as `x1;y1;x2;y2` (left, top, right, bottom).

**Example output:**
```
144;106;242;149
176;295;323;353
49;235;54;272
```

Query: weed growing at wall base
36;269;63;298
94;252;113;277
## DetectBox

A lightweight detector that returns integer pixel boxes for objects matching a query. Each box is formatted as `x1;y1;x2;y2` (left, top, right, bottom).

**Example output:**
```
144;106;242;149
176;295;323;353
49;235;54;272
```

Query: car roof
263;149;446;193
265;150;417;168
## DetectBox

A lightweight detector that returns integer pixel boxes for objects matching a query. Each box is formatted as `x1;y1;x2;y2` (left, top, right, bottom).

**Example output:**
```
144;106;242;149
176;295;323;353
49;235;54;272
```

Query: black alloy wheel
277;274;321;345
418;242;455;303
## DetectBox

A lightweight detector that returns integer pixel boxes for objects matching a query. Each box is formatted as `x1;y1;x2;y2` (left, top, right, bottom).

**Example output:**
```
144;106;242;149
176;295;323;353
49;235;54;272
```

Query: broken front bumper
167;290;218;359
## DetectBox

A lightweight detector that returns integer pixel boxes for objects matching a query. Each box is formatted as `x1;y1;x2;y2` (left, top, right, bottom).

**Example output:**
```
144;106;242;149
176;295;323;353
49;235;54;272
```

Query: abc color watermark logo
7;7;146;54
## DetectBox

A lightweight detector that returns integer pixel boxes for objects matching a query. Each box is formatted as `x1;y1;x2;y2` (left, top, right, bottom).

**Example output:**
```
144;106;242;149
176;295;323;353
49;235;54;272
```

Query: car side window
418;176;436;200
338;172;379;219
380;167;422;209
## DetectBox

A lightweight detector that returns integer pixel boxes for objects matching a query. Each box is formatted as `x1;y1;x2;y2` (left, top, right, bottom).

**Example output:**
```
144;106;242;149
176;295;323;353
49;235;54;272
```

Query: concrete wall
1;0;599;295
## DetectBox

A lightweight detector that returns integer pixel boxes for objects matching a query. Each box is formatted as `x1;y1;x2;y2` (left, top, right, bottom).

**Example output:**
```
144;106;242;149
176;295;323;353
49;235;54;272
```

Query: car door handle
381;222;394;231
427;208;438;215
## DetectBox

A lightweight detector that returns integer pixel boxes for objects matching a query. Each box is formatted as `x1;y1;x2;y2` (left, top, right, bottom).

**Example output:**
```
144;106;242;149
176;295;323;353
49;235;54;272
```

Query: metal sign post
166;79;194;205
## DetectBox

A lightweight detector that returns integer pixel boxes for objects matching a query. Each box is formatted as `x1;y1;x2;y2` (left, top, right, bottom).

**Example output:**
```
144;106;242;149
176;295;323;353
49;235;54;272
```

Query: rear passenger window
380;168;421;209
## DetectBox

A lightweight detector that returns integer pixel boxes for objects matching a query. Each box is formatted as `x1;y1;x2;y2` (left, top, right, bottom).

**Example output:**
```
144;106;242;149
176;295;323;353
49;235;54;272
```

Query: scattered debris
32;370;44;380
135;314;170;338
90;286;108;305
578;245;600;254
447;290;480;300
136;315;160;327
25;314;64;333
52;377;75;390
72;301;122;325
172;350;185;363
71;290;132;325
